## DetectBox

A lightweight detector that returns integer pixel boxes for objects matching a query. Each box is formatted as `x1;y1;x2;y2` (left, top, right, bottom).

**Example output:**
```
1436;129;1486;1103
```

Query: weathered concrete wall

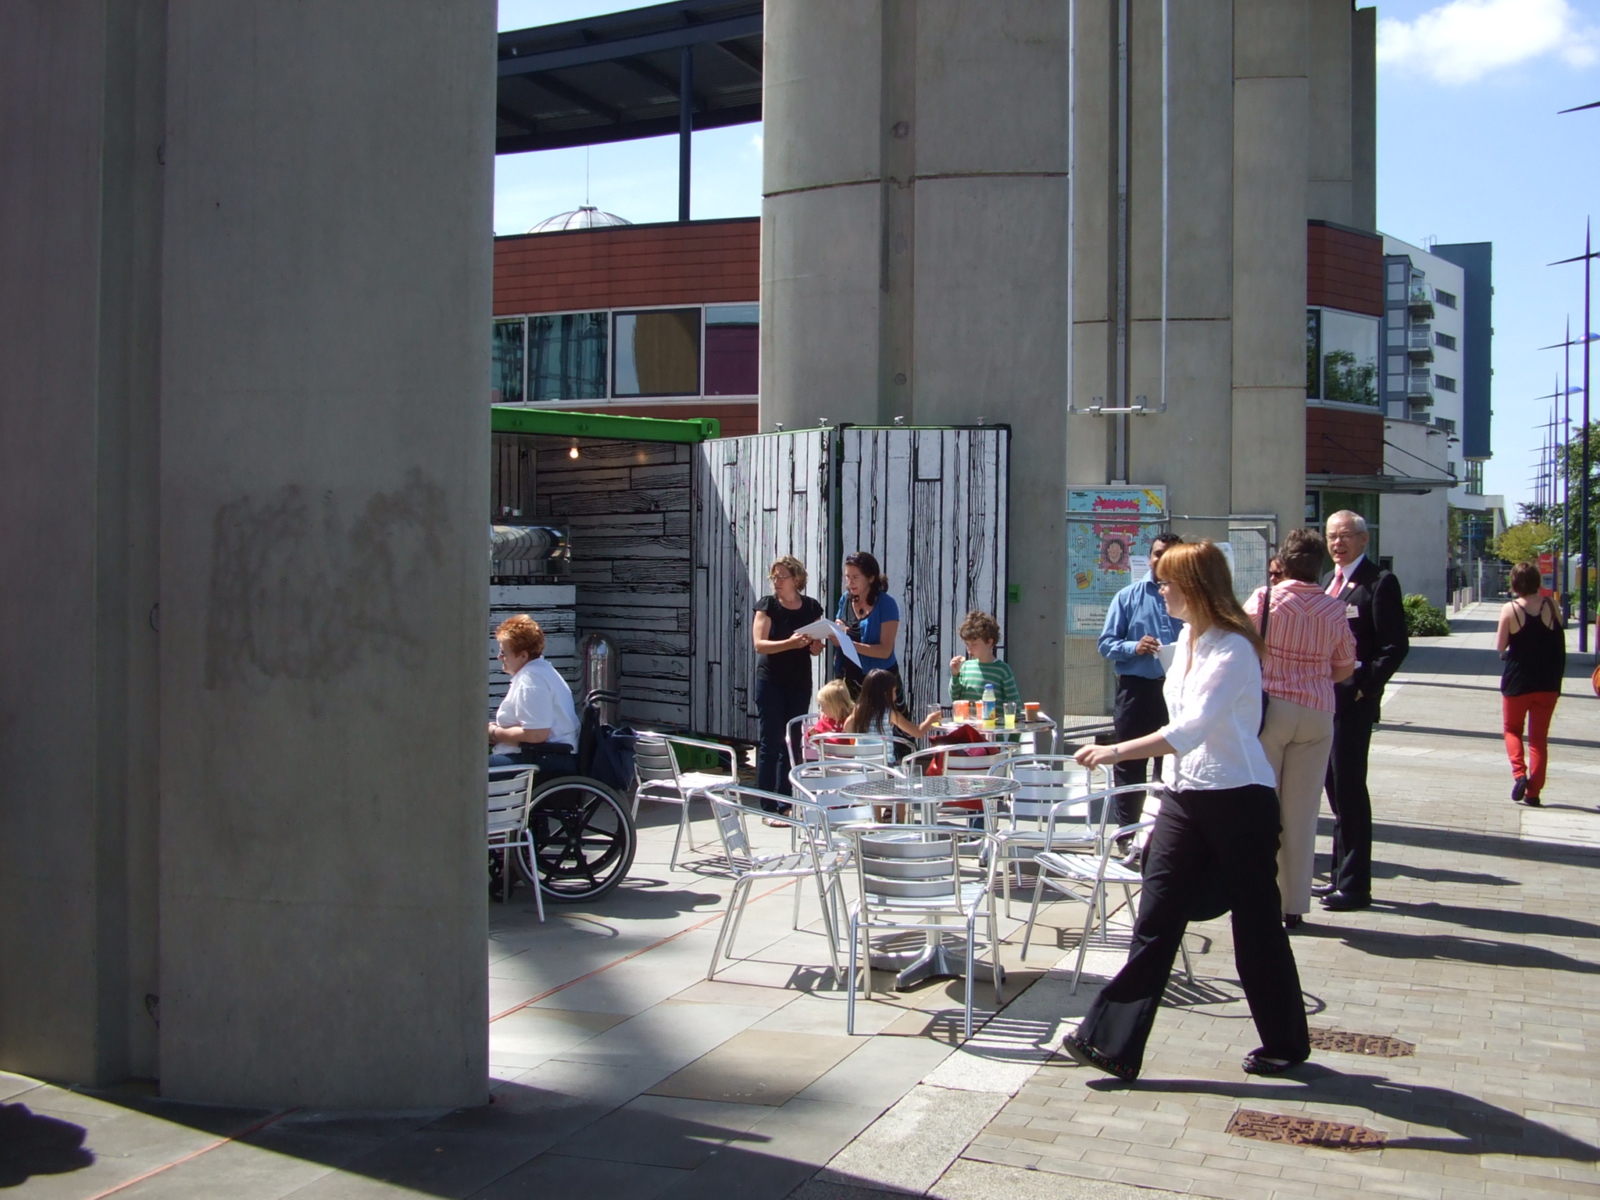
0;0;165;1086
157;1;493;1108
2;0;494;1107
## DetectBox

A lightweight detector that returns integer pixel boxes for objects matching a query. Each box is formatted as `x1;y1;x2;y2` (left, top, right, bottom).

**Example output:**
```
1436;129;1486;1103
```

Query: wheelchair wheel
517;776;636;903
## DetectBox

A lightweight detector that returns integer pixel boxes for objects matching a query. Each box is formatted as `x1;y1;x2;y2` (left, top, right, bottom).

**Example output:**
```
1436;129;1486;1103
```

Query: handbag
1256;585;1272;734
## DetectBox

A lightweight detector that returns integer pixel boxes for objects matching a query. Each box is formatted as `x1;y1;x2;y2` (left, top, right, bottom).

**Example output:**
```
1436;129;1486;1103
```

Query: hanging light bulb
568;441;580;460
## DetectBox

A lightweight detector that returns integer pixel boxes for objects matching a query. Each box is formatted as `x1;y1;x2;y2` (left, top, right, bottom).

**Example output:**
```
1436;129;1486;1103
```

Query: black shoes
1319;890;1370;912
1242;1048;1309;1076
1062;1033;1138;1082
1283;913;1303;931
1512;777;1528;803
1311;882;1336;898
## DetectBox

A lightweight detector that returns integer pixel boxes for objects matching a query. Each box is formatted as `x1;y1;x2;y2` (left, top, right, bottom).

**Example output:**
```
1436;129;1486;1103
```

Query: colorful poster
1066;487;1167;636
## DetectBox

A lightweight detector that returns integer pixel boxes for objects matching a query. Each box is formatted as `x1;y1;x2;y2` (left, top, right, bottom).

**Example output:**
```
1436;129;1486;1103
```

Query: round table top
840;775;1019;802
926;717;1055;735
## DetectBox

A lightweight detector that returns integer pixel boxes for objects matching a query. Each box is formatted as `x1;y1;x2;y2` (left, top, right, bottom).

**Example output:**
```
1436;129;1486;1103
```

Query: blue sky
496;0;1600;516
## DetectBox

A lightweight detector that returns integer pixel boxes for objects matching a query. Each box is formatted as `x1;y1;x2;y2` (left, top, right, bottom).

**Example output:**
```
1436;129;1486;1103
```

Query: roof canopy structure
496;0;762;157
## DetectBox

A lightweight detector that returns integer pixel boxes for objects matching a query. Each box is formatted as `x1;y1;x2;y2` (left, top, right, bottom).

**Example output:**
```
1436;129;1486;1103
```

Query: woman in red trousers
1498;562;1565;806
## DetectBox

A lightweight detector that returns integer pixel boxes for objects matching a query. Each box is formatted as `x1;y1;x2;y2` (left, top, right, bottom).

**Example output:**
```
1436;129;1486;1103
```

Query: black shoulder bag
1256;585;1272;734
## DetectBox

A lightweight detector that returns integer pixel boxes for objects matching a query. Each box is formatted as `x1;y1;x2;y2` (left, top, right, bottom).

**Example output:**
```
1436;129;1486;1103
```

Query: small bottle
982;683;997;728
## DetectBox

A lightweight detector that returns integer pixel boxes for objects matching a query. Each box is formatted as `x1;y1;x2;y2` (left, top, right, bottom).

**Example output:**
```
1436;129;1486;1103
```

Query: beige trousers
1258;695;1335;915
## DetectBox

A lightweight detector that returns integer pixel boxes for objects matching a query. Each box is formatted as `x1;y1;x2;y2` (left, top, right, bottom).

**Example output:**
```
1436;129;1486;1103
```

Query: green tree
1547;421;1600;551
1491;521;1555;566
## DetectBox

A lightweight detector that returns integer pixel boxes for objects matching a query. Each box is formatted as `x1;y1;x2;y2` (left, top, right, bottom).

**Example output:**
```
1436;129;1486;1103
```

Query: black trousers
1074;785;1308;1076
756;676;813;805
1111;674;1168;828
1324;711;1375;899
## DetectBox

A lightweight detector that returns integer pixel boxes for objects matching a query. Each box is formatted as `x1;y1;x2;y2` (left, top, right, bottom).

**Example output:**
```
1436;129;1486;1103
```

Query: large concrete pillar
2;0;494;1108
1232;1;1310;529
1305;0;1353;226
0;0;165;1087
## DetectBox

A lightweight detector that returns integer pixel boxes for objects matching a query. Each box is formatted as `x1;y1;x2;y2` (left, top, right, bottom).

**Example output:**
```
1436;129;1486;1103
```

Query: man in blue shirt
1097;532;1182;853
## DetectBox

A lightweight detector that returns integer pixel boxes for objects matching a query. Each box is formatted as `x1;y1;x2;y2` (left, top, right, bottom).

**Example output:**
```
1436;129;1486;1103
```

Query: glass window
1305;310;1321;397
492;318;525;404
1435;289;1457;309
1434;374;1457;392
704;303;759;396
1386;283;1406;302
1317;309;1380;406
1387;263;1407;282
613;308;701;397
1386;326;1405;347
1435;331;1456;350
1304;491;1321;524
528;312;608;402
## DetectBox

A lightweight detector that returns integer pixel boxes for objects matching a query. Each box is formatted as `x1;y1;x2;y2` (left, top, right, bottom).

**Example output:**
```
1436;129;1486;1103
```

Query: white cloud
1377;0;1599;85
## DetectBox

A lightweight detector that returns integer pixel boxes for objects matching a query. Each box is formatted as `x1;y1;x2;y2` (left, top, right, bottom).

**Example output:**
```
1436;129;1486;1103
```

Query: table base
869;934;1001;988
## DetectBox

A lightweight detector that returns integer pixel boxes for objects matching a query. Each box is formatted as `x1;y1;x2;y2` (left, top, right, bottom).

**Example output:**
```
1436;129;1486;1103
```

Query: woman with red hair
1067;541;1309;1082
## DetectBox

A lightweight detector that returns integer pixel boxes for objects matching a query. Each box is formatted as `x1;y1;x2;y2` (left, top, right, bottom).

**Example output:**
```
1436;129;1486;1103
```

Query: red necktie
1327;569;1345;597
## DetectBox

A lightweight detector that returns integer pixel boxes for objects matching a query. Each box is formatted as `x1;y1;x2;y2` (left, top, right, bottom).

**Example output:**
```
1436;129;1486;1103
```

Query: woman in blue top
834;551;903;706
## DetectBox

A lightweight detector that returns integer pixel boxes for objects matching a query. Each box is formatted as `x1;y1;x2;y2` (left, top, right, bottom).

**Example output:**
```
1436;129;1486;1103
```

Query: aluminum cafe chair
842;822;1002;1040
486;766;544;923
786;711;823;770
1020;813;1194;993
988;760;1123;917
703;785;845;985
632;733;738;869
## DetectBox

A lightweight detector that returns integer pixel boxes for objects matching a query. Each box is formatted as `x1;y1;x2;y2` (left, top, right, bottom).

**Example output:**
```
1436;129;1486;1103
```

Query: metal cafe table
838;773;1018;988
923;712;1059;754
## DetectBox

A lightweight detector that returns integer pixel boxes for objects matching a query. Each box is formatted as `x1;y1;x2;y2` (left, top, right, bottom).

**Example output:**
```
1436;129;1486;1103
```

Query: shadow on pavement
1125;1067;1600;1161
1298;919;1600;976
1371;819;1600;869
0;1102;94;1186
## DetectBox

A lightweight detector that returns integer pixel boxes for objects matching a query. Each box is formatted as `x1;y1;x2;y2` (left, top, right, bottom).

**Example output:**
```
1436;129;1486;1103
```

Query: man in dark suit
1316;510;1409;912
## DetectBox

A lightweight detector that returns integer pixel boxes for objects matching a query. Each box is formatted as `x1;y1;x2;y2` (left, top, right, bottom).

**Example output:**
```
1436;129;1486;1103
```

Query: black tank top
1501;598;1565;696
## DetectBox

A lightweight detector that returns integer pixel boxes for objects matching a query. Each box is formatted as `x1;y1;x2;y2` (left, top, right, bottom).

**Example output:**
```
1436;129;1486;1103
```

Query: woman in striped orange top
1243;529;1356;929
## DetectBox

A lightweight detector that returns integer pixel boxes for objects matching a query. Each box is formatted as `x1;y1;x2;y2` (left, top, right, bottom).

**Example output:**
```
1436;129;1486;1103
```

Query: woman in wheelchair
489;614;580;778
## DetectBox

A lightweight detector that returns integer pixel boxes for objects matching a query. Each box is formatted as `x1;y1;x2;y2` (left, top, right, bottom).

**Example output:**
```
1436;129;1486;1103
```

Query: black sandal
1062;1033;1138;1082
1241;1048;1308;1076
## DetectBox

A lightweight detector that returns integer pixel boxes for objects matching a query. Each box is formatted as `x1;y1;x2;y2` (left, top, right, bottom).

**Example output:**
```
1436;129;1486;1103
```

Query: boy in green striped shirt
949;610;1021;706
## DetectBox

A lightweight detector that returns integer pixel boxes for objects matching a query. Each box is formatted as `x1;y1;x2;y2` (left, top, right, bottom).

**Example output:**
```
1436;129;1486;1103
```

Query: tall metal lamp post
1538;320;1594;619
1551;221;1597;653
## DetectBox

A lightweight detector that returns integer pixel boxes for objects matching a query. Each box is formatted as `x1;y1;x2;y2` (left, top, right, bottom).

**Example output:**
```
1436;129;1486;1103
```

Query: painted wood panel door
837;426;1010;720
692;430;832;741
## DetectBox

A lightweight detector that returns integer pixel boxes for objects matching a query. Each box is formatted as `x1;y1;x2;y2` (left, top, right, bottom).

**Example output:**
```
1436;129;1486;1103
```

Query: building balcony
1407;325;1434;360
1407;374;1434;404
1407;286;1434;318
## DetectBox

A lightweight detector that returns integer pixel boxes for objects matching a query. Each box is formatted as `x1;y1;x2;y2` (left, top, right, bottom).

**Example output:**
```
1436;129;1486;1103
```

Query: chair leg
814;873;843;984
1071;884;1101;994
963;918;977;1042
670;801;691;871
792;874;804;930
847;913;861;1034
1179;931;1195;984
1020;874;1050;960
526;835;545;923
1001;854;1012;920
708;878;749;979
987;898;1004;1008
724;877;752;963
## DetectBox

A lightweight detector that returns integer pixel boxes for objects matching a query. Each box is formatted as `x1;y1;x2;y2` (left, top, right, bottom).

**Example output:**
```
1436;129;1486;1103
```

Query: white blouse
1156;625;1277;792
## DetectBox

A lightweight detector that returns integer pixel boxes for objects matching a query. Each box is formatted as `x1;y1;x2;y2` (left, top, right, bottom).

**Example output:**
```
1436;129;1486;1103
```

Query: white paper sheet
795;618;862;669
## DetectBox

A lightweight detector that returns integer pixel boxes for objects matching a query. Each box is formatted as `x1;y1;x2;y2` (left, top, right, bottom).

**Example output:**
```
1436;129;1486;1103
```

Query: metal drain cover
1227;1109;1386;1150
1308;1029;1416;1057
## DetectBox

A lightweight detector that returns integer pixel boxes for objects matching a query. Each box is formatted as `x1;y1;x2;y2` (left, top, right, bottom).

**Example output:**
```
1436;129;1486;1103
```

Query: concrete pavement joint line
489;878;798;1022
78;1106;298;1200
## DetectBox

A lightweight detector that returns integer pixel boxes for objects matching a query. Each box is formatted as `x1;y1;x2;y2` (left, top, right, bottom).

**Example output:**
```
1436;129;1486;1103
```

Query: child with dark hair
846;669;939;740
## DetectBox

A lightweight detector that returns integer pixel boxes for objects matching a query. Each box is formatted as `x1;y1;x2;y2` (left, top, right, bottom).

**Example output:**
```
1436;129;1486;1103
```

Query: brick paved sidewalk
931;604;1600;1200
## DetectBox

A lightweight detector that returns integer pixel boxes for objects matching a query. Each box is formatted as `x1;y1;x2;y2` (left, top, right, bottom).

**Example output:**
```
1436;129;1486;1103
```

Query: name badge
1346;604;1360;620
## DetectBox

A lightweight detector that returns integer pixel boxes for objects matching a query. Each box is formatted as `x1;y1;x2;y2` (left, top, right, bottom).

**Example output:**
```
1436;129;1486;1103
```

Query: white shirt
1157;625;1277;792
496;657;581;750
1327;553;1365;595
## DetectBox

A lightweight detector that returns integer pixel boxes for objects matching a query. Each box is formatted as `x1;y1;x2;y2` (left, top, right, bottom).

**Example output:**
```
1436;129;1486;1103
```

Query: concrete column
0;0;165;1087
1233;1;1310;529
909;0;1070;719
2;0;494;1108
1305;0;1353;226
157;1;493;1108
761;0;885;430
1350;7;1378;233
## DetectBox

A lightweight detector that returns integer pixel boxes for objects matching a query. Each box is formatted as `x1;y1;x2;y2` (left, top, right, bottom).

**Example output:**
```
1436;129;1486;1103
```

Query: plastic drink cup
954;700;970;722
1004;702;1017;729
1023;701;1040;720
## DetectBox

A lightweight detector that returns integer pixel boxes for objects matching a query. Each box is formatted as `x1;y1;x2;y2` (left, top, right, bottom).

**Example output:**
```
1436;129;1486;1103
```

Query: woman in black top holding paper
753;556;825;808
